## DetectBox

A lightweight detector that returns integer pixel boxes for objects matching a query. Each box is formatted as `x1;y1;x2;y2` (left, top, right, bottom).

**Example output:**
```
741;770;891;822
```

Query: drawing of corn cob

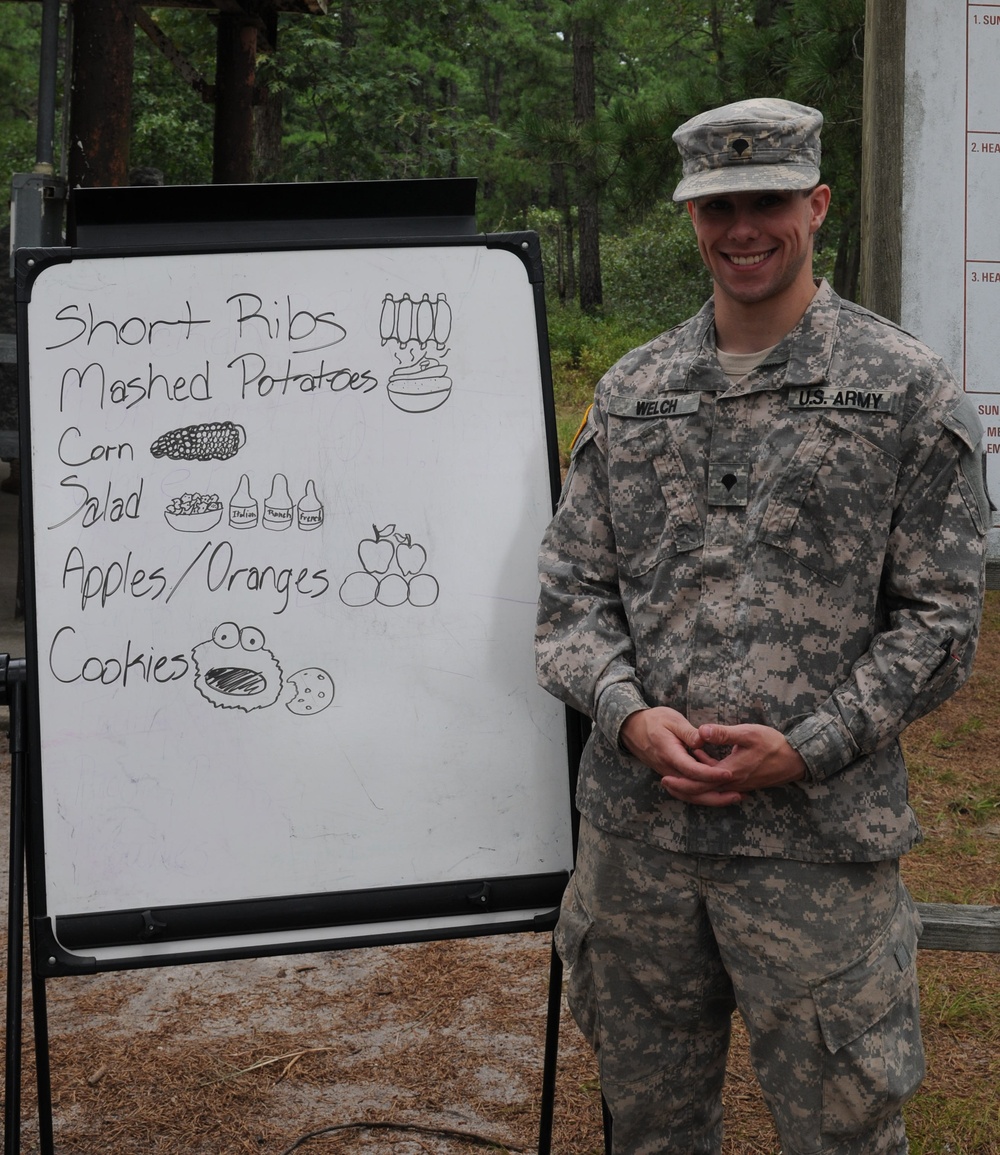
149;421;246;461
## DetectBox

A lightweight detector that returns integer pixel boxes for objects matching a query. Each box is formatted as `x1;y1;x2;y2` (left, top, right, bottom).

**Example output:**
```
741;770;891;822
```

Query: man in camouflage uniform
536;99;989;1154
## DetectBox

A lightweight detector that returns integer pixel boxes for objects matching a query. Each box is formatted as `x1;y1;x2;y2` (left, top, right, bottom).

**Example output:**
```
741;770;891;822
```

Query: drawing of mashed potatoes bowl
164;492;223;532
387;358;452;413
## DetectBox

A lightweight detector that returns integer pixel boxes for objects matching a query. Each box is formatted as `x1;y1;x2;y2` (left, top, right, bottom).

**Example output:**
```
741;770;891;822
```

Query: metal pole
35;0;61;173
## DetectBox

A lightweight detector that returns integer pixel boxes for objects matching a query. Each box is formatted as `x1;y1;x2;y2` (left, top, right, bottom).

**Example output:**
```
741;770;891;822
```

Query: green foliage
262;0;568;231
0;7;44;225
131;11;213;184
538;195;713;463
546;313;635;464
601;201;712;333
921;973;999;1029
545;289;678;465
547;303;654;392
18;0;868;308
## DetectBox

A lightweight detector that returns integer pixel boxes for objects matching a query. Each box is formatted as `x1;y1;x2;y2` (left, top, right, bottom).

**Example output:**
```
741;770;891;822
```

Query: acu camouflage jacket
536;281;989;862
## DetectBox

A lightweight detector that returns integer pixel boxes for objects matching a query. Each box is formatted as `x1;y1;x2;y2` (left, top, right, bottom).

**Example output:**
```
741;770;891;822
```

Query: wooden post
68;0;136;188
213;13;258;184
859;0;907;321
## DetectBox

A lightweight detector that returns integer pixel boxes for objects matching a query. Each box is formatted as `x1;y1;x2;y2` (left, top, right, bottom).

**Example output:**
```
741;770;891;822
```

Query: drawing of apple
358;524;396;575
395;535;427;577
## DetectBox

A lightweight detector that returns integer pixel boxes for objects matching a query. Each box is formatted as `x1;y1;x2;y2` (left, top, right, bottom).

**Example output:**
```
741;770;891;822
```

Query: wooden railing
917;903;1000;952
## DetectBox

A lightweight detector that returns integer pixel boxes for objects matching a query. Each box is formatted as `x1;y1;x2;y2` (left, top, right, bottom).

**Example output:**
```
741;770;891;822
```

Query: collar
669;279;841;392
779;279;841;385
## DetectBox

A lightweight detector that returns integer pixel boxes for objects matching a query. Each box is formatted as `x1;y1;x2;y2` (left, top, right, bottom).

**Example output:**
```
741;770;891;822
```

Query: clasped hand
619;707;807;807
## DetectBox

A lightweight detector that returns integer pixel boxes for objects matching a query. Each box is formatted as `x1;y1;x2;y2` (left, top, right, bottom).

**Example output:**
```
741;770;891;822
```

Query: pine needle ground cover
1;597;998;1155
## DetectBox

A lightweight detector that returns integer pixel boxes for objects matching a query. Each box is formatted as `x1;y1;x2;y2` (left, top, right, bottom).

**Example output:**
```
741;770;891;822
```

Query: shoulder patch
940;393;985;451
942;395;991;532
568;404;591;452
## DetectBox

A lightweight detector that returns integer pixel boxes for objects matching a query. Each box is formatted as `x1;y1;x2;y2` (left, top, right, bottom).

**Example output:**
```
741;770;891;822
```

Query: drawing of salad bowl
164;493;224;532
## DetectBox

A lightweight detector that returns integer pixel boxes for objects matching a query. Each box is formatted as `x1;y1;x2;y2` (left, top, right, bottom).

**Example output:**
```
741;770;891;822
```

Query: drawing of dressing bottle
229;474;258;529
263;473;293;530
297;479;324;532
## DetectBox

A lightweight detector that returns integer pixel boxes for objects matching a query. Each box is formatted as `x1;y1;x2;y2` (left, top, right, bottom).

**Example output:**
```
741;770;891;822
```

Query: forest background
0;0;864;461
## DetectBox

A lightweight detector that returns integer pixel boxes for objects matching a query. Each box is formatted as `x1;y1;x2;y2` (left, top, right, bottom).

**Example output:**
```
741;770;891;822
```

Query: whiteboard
19;237;573;970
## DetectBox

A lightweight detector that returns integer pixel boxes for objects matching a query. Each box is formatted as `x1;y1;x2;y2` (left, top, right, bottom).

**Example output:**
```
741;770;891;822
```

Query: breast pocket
760;417;899;584
608;417;703;577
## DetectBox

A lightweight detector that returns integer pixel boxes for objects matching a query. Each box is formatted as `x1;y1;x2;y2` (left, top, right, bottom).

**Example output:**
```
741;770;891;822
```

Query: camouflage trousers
554;817;925;1155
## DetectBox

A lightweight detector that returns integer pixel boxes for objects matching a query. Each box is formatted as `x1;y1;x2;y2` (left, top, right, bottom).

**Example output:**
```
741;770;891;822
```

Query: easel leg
602;1093;613;1155
3;663;54;1154
537;942;563;1155
4;658;25;1155
29;964;54;1155
17;665;54;1153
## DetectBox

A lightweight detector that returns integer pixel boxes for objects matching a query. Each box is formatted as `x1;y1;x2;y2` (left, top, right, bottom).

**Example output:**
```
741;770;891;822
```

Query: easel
5;177;585;1154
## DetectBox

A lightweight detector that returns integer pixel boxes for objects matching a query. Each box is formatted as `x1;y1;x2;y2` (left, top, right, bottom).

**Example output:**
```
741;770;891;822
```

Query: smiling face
687;185;831;332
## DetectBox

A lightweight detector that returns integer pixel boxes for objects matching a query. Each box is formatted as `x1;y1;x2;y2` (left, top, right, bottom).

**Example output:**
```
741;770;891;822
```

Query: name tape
608;393;702;419
788;387;898;412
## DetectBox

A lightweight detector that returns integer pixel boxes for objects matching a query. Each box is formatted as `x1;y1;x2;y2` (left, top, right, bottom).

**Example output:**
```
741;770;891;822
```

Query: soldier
536;99;989;1154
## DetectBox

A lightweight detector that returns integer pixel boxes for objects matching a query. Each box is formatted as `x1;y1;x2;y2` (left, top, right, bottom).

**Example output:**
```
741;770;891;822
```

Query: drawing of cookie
285;667;334;715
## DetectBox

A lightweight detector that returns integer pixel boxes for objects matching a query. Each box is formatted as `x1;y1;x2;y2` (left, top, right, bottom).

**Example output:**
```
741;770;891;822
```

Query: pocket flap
811;891;920;1053
553;875;594;967
608;418;703;575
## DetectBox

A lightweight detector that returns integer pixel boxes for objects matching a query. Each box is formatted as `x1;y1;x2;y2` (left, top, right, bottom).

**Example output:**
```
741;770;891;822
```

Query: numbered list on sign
967;3;1000;425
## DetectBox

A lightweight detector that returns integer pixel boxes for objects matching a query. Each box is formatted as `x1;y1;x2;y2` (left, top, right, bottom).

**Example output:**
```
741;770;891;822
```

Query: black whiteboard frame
16;214;574;979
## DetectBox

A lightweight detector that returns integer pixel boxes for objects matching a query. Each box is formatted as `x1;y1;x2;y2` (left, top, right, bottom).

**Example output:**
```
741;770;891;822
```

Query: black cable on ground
277;1120;531;1154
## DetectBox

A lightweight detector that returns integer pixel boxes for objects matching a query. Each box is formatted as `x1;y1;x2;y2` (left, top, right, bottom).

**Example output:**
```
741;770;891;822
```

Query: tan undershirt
716;343;777;383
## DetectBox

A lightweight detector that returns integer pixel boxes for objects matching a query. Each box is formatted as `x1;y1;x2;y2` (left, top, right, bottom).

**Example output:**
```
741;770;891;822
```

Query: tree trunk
254;87;283;182
552;162;575;304
859;0;905;320
254;10;281;182
709;0;729;96
572;12;602;314
213;13;257;184
441;76;459;178
833;191;861;303
754;0;792;27
340;2;358;50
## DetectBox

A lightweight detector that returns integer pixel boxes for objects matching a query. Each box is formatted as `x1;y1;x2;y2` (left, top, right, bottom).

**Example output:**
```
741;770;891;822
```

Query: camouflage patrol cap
672;98;822;202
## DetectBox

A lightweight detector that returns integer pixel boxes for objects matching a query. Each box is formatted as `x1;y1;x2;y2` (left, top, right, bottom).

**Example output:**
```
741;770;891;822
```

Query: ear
808;184;831;234
686;199;697;227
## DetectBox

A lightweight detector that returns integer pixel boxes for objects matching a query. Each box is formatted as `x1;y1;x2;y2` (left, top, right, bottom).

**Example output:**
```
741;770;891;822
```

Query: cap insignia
727;133;752;159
